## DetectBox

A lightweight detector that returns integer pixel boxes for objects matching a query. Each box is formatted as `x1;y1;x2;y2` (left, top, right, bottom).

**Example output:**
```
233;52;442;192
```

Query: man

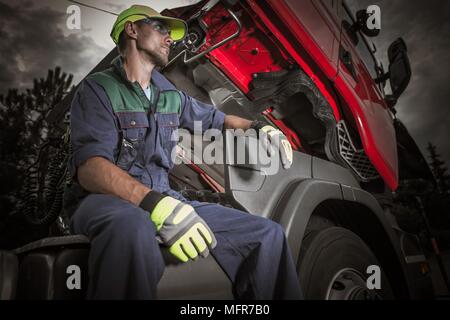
65;5;302;300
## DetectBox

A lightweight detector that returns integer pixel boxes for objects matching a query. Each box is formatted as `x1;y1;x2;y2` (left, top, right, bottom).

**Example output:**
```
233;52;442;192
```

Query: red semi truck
0;0;437;299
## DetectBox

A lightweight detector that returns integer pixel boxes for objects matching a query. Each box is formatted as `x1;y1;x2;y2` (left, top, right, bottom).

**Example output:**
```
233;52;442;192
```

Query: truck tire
298;226;394;299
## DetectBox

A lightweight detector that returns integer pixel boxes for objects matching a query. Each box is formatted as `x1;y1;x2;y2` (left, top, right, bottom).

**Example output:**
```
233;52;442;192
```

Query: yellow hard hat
110;5;187;44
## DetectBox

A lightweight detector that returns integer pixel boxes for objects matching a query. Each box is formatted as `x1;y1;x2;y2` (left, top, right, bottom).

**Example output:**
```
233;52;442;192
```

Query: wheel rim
325;268;381;300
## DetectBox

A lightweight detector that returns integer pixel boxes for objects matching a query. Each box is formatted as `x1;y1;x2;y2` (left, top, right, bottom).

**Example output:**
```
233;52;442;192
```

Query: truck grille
337;121;379;181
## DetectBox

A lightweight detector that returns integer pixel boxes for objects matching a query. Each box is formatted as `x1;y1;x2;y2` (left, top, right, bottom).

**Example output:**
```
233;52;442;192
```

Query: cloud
347;0;450;166
0;0;203;95
103;2;126;13
0;1;107;94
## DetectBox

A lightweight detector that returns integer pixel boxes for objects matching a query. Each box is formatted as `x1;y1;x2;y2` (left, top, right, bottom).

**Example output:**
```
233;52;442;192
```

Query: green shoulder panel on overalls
88;69;147;113
156;91;182;115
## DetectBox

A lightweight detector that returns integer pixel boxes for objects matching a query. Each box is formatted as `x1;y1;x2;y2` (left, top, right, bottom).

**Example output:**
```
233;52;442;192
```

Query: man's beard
146;49;168;68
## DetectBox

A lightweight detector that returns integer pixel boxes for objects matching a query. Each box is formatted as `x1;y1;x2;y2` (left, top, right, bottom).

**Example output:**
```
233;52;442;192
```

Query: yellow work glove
250;120;293;169
140;191;217;262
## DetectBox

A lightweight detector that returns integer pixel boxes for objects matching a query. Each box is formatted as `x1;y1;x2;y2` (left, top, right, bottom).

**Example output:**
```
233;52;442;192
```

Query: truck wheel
297;226;394;299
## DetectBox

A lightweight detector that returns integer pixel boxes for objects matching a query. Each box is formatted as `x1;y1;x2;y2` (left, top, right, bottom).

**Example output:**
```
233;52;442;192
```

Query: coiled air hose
20;129;71;227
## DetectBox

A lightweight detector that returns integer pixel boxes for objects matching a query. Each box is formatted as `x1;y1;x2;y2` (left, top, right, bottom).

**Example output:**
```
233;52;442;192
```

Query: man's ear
123;21;138;41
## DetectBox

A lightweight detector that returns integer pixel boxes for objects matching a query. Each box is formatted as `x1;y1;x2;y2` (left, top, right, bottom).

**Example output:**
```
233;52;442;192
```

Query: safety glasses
139;18;171;37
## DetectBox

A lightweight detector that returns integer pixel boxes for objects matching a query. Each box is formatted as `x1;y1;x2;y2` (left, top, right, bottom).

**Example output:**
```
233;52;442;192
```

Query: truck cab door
336;2;398;189
279;0;341;79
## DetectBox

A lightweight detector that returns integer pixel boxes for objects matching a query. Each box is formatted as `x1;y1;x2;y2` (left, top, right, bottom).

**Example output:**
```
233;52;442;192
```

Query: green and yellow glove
140;191;217;262
251;120;293;169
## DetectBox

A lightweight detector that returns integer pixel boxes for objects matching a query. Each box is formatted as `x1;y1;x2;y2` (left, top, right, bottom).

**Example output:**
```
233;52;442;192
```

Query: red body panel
336;33;398;189
201;4;287;93
246;0;342;122
195;0;398;190
264;0;398;190
274;0;341;80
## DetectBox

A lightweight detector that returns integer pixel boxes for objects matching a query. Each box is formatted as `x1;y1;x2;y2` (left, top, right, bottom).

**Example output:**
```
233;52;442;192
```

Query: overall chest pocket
156;112;180;165
116;112;149;171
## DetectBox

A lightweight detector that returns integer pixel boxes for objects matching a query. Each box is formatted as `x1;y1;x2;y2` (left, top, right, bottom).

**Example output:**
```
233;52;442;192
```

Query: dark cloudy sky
0;0;194;91
347;0;450;168
1;0;449;167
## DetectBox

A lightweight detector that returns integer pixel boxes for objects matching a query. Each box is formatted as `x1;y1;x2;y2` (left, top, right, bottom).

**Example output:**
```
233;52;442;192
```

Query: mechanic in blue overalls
65;5;302;299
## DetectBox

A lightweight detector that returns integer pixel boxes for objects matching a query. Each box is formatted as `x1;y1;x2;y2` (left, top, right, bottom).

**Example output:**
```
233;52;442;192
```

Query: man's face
135;19;174;67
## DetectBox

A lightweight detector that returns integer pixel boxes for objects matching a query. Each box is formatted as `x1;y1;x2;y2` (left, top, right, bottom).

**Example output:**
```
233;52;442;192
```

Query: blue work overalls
65;56;302;300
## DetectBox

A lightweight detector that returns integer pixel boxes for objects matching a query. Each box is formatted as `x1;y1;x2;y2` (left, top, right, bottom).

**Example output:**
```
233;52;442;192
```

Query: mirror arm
375;71;390;84
385;94;398;110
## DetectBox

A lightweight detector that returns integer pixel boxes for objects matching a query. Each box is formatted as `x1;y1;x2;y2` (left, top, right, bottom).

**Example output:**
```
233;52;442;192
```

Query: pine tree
0;89;30;206
427;142;450;194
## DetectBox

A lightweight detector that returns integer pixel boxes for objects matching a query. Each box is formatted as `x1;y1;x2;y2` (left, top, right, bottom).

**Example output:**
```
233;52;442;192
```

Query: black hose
21;132;71;227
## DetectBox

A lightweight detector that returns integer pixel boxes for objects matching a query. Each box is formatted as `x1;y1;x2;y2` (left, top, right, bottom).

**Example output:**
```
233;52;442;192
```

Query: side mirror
376;38;412;107
388;38;412;101
388;38;411;97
